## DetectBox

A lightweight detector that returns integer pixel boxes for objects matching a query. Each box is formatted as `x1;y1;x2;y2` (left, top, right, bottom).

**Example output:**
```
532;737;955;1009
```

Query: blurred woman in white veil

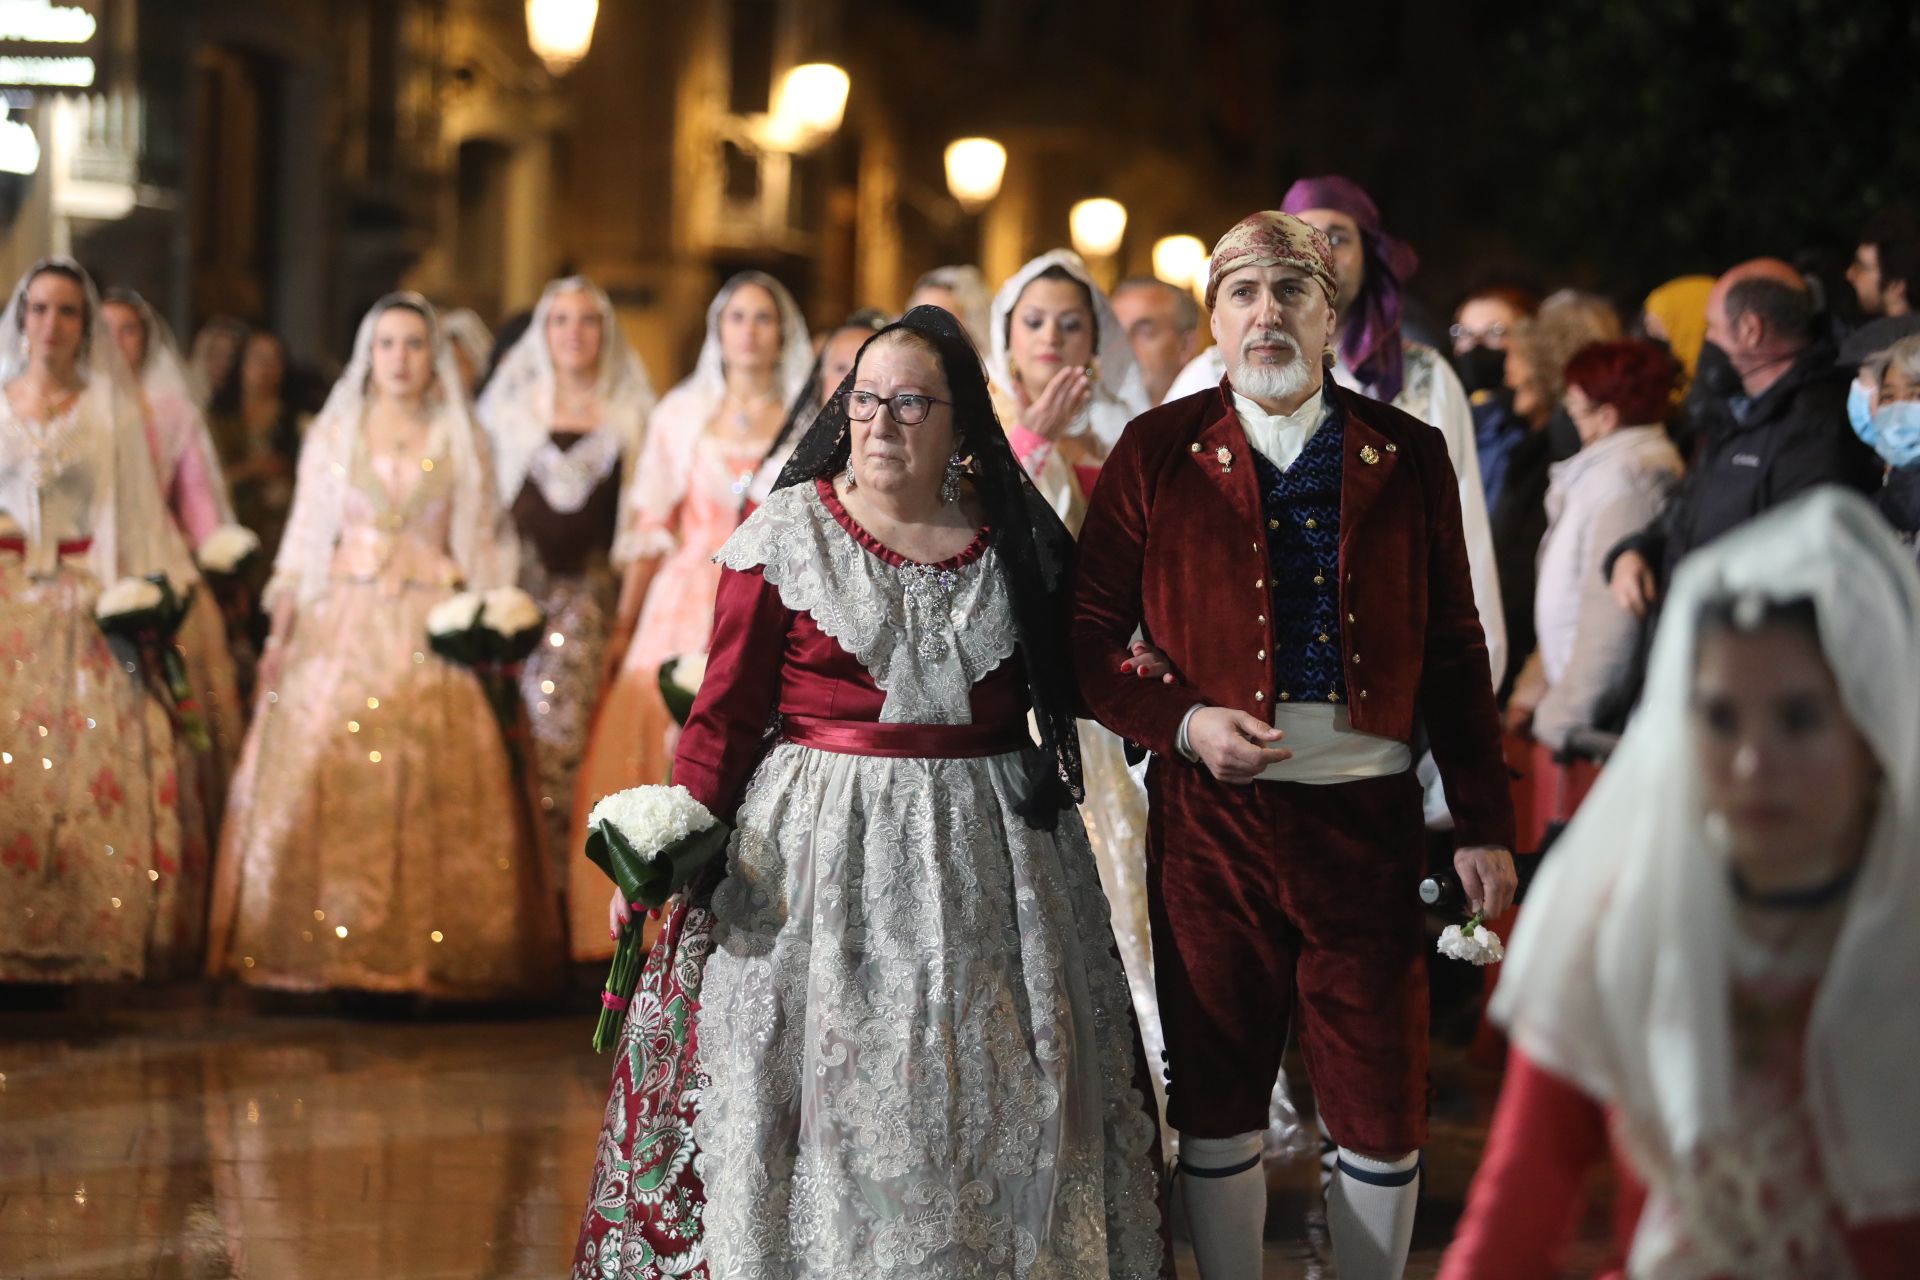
100;288;248;805
476;275;654;884
987;248;1168;1130
441;307;493;402
0;259;213;982
1444;488;1920;1278
567;270;808;959
210;293;561;997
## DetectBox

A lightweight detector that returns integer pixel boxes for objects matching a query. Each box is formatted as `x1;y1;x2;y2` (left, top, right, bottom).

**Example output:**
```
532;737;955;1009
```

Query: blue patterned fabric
1253;413;1347;704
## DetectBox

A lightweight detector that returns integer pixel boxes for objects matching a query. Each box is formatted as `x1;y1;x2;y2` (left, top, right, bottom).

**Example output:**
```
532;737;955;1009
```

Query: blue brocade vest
1250;412;1347;705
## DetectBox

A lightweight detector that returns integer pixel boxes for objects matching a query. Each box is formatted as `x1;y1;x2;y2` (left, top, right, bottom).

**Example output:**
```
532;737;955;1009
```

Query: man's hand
1608;549;1658;620
1187;706;1290;783
1454;845;1519;919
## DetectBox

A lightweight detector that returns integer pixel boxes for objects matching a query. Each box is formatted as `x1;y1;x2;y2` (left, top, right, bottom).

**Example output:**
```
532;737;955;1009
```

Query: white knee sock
1177;1130;1266;1280
1326;1146;1421;1280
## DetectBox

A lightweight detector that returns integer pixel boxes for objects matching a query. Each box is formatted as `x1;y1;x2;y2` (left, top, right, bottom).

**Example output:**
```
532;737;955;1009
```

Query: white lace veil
989;249;1149;448
441;307;493;396
266;292;517;610
0;259;191;588
676;270;812;413
475;276;657;550
1490;487;1920;1225
106;289;236;527
987;250;1148;528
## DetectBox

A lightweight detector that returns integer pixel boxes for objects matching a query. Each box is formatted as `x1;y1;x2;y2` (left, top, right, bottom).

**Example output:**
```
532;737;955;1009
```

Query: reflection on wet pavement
0;995;1613;1278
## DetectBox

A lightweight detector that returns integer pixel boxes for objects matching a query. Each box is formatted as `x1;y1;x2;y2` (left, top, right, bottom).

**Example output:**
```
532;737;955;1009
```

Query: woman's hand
609;887;677;939
1119;641;1176;684
257;604;296;690
1014;366;1093;442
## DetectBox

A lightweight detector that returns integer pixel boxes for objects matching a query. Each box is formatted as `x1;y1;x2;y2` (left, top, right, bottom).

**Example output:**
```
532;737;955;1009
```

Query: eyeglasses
843;389;950;426
1449;323;1511;344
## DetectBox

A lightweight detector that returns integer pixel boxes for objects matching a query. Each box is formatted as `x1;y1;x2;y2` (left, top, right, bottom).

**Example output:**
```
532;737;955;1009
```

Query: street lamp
526;0;599;76
767;63;850;152
1152;234;1208;295
943;137;1006;212
1069;198;1127;260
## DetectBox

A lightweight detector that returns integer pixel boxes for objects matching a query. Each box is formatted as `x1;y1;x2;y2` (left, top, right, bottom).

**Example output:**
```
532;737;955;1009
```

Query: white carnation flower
1436;920;1506;966
196;524;261;574
479;585;544;637
588;784;718;859
95;576;165;620
427;590;484;637
671;652;707;694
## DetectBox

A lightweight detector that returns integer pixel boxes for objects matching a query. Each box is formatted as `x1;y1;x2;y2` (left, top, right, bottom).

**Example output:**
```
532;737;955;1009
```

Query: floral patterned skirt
0;557;209;982
571;743;1172;1280
572;896;715;1278
518;561;617;895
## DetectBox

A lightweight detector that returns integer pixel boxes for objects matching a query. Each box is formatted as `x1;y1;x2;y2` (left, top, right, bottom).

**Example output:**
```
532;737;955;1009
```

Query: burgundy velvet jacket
1072;378;1514;851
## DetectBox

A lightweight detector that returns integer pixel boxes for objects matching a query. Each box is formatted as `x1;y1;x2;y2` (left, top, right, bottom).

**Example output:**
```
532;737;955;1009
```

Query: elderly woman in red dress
1443;489;1920;1279
570;306;1169;1279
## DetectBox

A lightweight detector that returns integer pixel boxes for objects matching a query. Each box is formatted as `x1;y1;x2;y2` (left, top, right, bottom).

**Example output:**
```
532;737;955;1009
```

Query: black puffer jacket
1607;343;1882;583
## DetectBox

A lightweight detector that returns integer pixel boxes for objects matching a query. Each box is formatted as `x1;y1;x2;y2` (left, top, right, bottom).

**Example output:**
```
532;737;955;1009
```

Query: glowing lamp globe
944;137;1006;212
768;63;850;151
1151;234;1208;292
526;0;599;76
1069;198;1128;260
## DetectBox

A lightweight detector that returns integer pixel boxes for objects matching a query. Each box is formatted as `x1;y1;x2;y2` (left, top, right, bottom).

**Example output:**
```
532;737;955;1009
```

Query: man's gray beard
1231;354;1316;403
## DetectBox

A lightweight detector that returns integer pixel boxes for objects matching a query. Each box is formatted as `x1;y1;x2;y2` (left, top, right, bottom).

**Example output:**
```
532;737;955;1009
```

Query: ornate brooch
1359;444;1381;466
1215;445;1233;472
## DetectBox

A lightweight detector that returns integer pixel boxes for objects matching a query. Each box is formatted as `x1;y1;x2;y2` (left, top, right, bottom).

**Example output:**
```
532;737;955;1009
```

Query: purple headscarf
1281;175;1420;403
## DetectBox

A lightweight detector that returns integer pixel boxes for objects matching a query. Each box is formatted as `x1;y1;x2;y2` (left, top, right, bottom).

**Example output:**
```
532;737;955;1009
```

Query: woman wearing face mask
476;277;655;886
572;306;1168;1278
567;272;811;960
209;294;560;997
1443;488;1920;1278
1850;334;1920;553
0;260;213;983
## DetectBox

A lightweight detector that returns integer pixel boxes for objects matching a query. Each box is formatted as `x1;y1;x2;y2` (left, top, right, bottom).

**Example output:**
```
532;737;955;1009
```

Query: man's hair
1723;276;1814;347
1114;275;1199;334
1862;207;1920;305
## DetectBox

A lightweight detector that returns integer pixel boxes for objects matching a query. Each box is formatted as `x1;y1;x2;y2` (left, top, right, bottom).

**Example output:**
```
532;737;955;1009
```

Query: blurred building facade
0;0;1473;378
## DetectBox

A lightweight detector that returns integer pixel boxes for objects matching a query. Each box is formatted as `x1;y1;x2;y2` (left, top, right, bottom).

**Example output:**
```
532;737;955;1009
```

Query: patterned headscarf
1281;175;1419;402
1204;211;1340;315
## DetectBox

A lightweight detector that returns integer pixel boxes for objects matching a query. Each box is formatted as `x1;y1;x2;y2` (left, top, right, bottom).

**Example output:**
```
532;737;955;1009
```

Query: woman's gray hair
1866;332;1920;390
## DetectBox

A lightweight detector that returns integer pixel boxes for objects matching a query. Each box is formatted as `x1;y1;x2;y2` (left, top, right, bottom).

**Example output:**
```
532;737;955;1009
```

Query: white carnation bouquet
95;573;210;752
426;586;548;769
426;586;547;668
585;783;732;1052
196;524;261;577
1436;915;1505;966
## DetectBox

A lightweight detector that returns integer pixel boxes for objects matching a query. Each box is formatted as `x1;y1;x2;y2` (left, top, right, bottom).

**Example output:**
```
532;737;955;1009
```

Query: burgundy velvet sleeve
669;565;792;822
1412;433;1517;851
1071;429;1209;756
1438;1048;1616;1280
